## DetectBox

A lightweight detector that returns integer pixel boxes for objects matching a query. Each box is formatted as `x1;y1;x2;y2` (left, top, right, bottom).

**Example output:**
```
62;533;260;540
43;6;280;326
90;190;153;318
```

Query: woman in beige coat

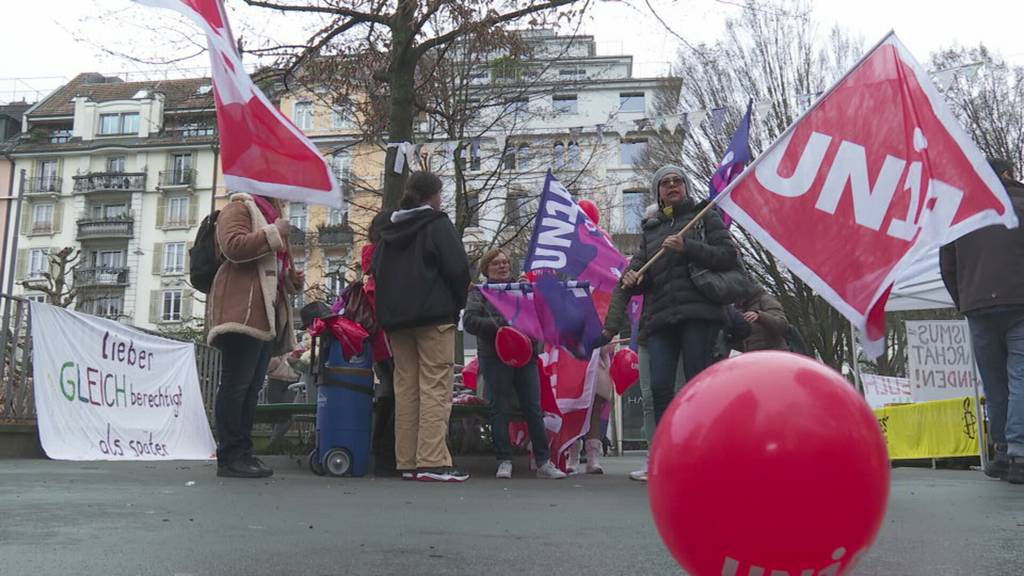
207;192;302;478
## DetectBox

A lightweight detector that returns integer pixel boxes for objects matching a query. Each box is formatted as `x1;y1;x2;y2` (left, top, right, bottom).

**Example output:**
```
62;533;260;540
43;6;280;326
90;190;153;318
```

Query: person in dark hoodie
600;164;739;425
372;171;471;483
940;158;1024;484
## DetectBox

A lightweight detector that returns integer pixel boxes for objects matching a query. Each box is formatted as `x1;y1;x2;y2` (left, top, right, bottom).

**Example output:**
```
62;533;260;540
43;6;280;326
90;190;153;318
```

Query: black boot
985;454;1009;480
1007;457;1024;485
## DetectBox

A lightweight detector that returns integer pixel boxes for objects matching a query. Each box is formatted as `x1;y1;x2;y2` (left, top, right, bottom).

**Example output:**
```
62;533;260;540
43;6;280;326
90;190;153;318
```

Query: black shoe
1007;458;1024;485
247;456;274;478
985;456;1009;480
416;467;470;483
217;459;266;479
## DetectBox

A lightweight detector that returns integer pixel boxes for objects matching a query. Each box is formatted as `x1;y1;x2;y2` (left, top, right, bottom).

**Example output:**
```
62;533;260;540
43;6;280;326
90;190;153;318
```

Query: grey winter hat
650;165;689;207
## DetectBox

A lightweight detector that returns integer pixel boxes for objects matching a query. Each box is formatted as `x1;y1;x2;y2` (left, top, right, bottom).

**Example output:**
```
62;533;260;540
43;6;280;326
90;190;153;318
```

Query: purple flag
709;100;753;227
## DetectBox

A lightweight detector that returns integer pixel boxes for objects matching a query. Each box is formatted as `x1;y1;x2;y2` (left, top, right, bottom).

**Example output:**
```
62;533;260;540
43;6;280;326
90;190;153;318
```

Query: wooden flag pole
634;196;725;278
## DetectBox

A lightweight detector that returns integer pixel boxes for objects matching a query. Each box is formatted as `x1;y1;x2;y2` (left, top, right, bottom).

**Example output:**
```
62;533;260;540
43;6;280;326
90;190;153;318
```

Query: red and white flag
133;0;342;207
718;33;1017;356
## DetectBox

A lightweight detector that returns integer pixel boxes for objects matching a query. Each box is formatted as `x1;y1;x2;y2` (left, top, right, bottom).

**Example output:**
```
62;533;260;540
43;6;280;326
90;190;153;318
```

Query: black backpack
189;210;221;294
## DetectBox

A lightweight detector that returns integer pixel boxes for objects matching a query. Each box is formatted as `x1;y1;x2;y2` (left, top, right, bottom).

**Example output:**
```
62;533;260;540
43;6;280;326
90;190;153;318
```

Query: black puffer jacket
612;198;738;340
372;206;470;331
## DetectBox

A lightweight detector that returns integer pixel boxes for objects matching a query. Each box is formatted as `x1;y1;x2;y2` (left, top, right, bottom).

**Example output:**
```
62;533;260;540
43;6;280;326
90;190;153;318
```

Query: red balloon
610;348;640;395
462;357;479;390
649;352;889;576
578;199;600;225
495;326;532;368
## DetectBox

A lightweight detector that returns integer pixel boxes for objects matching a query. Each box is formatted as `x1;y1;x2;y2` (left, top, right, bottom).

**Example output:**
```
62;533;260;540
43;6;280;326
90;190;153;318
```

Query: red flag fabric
717;33;1017;356
133;0;342;207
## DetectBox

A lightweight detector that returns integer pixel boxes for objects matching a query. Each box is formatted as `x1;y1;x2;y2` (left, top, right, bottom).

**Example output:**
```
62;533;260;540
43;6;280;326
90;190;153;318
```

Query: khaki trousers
389;323;455;470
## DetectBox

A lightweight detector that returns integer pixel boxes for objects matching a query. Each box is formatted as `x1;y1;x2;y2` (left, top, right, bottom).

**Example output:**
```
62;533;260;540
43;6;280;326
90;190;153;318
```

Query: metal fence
0;294;221;423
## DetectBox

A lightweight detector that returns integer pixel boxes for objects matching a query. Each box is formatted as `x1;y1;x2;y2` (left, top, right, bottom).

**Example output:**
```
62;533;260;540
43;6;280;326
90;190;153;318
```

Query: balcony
612;232;643;256
317;224;354;249
72;172;146;194
74;267;129;288
158;169;196;189
289;227;307;247
77;217;134;241
24;177;62;196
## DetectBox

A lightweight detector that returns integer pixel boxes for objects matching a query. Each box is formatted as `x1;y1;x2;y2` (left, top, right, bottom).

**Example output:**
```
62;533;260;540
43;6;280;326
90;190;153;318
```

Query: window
620;139;648;166
93;250;125;269
503;148;517;171
171;153;193;184
462;145;481;172
518;144;531;171
38;160;58;190
466;191;481;228
294;101;314;130
326;260;346;297
25;294;47;304
50;129;71;144
567;141;581;168
31;203;54;234
167;197;189;227
559;69;586;81
107;156;126;173
553;94;578;114
553;141;565;169
91;204;128;220
622;190;647;233
161;290;183;322
98;113;139;135
289;203;308;231
331;107;353;129
28;249;48;279
163;243;186;274
332;151;351;193
512;99;529;115
506;192;531;227
328;208;347;226
619;92;646;114
91;295;124;318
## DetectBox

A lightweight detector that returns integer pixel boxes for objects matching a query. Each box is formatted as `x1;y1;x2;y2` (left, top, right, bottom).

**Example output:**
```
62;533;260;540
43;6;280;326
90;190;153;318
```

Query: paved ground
1;455;1023;576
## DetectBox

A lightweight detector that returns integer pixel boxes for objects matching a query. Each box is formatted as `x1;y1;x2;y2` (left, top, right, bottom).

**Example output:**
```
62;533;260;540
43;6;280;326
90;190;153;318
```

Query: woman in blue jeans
601;165;740;424
463;249;567;480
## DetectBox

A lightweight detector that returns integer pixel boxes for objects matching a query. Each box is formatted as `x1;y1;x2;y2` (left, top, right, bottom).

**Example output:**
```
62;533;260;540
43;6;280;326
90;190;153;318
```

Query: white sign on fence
905;320;980;403
30;302;216;461
861;374;913;409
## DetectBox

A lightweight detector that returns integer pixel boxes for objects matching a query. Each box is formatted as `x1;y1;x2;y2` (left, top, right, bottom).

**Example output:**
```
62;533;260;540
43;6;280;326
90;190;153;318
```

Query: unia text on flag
709;100;754;227
716;32;1017;357
132;0;342;207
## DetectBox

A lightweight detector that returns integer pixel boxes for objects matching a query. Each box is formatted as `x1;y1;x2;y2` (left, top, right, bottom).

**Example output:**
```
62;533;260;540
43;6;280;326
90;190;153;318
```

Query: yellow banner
873;396;980;460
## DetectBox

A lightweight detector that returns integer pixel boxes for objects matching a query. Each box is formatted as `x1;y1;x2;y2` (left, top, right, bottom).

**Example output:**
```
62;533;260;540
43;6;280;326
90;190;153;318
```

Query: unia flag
717;33;1017;356
133;0;342;207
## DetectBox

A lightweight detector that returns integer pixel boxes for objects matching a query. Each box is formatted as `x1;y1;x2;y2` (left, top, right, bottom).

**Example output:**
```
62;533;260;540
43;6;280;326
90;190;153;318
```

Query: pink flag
133;0;342;207
717;33;1017;356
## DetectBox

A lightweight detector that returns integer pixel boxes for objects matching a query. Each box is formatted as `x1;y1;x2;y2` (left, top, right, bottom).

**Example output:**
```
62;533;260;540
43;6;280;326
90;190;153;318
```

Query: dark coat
610;198;739;340
735;291;789;352
372;207;470;331
940;178;1024;315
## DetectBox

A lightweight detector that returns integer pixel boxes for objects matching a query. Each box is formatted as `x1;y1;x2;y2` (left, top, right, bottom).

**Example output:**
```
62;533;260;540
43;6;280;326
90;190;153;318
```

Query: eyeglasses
659;176;685;188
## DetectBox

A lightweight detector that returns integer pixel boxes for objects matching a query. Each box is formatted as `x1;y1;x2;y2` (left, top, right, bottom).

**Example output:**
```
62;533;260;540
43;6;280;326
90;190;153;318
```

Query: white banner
30;302;216;460
861;374;913;409
906;320;981;403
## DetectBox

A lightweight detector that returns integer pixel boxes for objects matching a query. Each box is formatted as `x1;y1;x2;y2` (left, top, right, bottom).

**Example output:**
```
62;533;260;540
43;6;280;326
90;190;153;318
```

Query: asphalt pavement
1;455;1023;576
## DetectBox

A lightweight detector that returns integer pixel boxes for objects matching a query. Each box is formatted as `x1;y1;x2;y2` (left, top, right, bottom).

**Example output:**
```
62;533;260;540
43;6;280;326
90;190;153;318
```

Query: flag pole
634;193;729;278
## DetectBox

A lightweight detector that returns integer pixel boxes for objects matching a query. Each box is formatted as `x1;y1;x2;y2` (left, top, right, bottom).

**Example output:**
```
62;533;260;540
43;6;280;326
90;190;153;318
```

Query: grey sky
2;0;1021;103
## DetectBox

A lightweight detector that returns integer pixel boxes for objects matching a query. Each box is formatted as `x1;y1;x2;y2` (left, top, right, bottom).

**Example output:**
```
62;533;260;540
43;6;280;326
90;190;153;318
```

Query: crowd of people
203;166;794;481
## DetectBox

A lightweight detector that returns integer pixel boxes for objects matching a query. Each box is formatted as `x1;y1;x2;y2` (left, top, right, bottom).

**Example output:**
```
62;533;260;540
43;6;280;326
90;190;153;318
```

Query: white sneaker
496;460;513;479
629;460;649;482
536;460;568;479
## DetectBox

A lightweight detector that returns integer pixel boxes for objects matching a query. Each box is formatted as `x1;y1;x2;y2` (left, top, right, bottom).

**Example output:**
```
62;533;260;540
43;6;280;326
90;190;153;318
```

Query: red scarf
252;195;291;277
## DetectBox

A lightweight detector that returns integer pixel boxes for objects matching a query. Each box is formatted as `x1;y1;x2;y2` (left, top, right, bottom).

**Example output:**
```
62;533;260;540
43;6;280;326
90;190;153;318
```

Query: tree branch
415;0;579;56
243;0;391;25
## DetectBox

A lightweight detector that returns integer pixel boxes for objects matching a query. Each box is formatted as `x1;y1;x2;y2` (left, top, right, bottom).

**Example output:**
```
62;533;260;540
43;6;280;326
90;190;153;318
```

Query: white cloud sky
2;0;1021;103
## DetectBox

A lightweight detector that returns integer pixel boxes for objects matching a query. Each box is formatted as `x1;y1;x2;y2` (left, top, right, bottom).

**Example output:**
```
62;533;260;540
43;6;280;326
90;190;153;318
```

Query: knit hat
650;165;690;207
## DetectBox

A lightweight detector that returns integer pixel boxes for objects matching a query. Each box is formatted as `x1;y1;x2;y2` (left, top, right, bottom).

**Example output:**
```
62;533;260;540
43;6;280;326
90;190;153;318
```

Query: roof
0;102;31;122
29;73;214;117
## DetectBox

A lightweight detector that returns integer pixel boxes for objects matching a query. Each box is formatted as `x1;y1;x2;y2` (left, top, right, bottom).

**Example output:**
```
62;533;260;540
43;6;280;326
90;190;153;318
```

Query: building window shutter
152;243;164;275
149;290;160;324
182;289;194;320
16;249;27;281
188;197;199;226
185;241;193;271
20;206;30;235
156;197;167;228
52;202;64;234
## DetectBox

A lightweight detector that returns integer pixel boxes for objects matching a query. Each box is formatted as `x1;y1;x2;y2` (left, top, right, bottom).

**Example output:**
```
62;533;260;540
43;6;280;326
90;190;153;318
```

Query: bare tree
21;247;81;308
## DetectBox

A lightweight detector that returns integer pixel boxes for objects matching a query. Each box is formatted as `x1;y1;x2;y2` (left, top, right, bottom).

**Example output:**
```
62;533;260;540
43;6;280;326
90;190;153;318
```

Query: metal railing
24;176;62;195
74;267;129;288
77;218;134;240
158;169;196;187
0;294;222;423
72;172;146;193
